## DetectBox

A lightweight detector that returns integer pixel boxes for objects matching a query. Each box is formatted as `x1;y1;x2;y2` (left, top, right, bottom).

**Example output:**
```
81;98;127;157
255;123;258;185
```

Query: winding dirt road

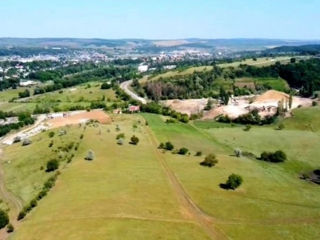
120;80;147;104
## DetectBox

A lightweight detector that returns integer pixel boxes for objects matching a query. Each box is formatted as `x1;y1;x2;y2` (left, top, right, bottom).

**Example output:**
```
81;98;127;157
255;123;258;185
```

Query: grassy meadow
143;113;320;240
0;82;116;113
7;114;210;240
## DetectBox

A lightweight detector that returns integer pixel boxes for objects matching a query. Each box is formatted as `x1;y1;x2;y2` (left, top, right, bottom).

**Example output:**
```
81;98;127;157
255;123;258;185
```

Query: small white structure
19;80;37;87
138;64;148;73
163;65;177;70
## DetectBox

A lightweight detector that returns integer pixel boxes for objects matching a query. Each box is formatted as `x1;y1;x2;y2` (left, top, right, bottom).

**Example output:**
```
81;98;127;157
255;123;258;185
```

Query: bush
234;148;242;157
225;174;243;190
243;125;251;131
158;143;164;149
22;139;32;146
117;139;124;145
6;223;14;233
260;150;287;163
276;123;285;130
46;159;59;172
195;151;202;156
164;142;174;151
48;131;55;138
48;140;54;148
130;135;139;145
116;133;125;140
200;154;218;167
0;209;9;229
85;150;95;161
312;101;318;106
178;147;189;155
13;136;21;143
17;211;26;220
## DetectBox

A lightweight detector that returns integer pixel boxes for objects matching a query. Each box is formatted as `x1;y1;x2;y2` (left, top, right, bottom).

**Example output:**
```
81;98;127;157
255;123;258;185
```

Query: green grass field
1;107;320;239
143;113;320;239
0;82;116;113
235;77;289;92
149;66;213;81
7;115;210;240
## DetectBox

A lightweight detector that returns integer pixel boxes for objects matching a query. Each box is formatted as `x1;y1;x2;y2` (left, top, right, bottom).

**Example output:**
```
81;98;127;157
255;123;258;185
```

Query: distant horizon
0;37;320;41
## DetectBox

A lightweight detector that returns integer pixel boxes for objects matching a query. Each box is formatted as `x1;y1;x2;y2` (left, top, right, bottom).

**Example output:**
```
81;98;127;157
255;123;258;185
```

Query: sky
0;0;319;39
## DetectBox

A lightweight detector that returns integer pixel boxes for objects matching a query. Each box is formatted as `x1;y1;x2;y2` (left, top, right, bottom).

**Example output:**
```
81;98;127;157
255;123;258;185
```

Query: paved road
120;80;147;104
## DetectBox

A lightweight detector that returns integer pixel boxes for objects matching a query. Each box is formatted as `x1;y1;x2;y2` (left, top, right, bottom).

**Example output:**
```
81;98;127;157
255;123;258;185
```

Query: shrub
312;101;318;106
164;142;174;151
260;150;287;163
30;199;37;208
6;223;14;233
117;139;124;145
195;151;202;156
200;154;218;167
130;135;139;145
276;123;285;130
80;134;84;139
225;174;243;190
17;210;26;220
48;131;55;138
314;169;320;176
166;118;176;124
0;209;9;229
116;133;125;140
46;159;59;172
48;140;54;148
178;147;189;155
85;150;95;161
158;143;165;149
13;136;21;143
234;148;242;157
22;139;32;146
243;125;251;131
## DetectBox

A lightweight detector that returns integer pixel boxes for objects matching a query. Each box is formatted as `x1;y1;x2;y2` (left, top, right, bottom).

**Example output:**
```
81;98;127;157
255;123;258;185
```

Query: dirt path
145;127;229;240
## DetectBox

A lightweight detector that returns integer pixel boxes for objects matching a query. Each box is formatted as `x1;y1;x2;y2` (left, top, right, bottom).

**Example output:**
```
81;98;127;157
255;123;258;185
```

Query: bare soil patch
163;99;208;116
47;110;111;128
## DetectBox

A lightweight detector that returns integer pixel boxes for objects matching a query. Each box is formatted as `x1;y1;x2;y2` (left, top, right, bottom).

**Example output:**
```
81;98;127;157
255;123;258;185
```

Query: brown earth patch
47;110;111;128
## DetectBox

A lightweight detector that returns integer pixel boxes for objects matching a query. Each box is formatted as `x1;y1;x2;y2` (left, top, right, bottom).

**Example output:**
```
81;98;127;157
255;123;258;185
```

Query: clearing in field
46;110;111;128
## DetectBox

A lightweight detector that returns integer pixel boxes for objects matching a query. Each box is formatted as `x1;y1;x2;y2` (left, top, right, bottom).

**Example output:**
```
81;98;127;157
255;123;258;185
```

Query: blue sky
1;0;319;39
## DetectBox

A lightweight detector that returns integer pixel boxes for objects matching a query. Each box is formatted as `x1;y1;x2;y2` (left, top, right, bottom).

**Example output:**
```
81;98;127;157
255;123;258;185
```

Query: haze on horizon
1;0;319;40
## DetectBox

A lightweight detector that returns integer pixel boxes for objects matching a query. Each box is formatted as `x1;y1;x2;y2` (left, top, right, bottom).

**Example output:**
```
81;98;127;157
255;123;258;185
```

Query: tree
260;150;287;163
289;93;293;109
219;87;229;105
234;148;242;157
178;147;189;155
117;138;124;145
22;139;32;146
195;151;202;156
85;150;95;160
0;209;9;229
46;159;59;172
200;154;218;167
101;82;112;89
164;142;174;151
130;135;139;145
6;223;14;233
116;133;125;140
48;131;55;138
225;174;243;190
